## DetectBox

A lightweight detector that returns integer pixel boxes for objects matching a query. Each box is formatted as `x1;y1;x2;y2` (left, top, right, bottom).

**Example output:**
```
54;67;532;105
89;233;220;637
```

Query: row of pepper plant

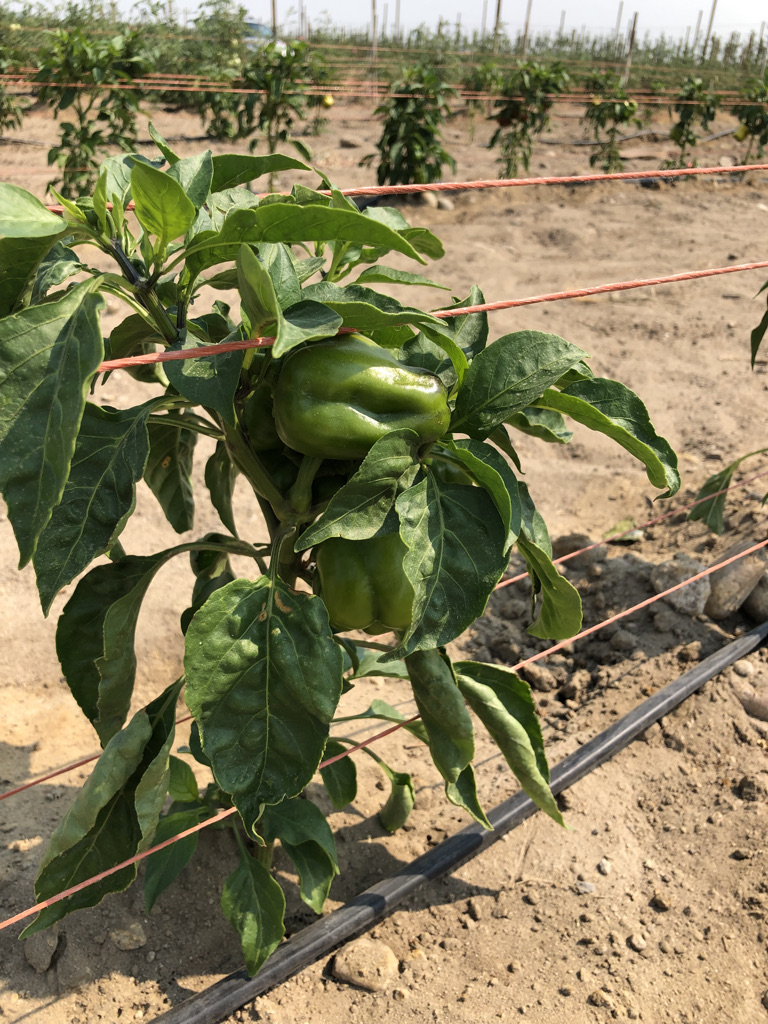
0;137;680;973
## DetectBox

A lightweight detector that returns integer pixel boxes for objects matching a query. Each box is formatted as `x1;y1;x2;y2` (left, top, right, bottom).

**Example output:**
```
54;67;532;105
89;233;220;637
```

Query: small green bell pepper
315;532;413;634
272;333;451;460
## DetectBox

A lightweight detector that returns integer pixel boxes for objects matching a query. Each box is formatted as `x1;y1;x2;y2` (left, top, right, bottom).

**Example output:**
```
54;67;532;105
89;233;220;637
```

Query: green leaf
350;649;410;680
163;337;242;426
144;415;197;533
105;314;166;383
21;680;181;936
101;152;166;205
295;430;421;550
144;807;204;913
517;533;582;641
354;266;449;290
56;552;177;744
400;225;445;260
301;281;441;332
404;649;474;784
0;232;67;316
30;242;85;305
148;122;180;164
261;797;339;914
167;151;214;210
33;399;160;614
533;378;680;497
205;441;239;537
319;739;357;809
191;204;425;266
0;281;103;566
221;850;286;977
393;476;508;656
131;163;196;251
443;439;521;551
184;577;344;833
687;448;768;534
751;298;768;366
445;765;492;829
272;300;343;358
168;755;200;803
457;661;564;825
210;153;311;192
92;172;109;233
451;331;588;439
507;406;573;444
0;182;66;237
257;242;302;307
440;285;489;361
237;242;280;331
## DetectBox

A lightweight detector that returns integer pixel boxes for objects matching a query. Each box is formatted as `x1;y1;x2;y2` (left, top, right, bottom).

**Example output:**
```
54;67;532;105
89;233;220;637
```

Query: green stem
287;455;323;517
107;239;178;344
149;412;224;440
221;421;292;521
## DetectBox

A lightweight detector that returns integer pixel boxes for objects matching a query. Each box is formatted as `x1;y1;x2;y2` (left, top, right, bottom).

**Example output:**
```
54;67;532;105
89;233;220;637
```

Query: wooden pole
692;9;703;52
271;0;277;39
683;25;690;54
621;11;637;86
761;21;768;75
521;0;533;57
614;1;623;43
702;0;717;58
382;2;388;38
481;0;488;40
493;0;502;53
558;9;565;38
394;0;400;40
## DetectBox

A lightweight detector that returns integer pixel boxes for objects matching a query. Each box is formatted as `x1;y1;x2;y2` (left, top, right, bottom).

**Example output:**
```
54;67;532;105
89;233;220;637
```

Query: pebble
467;897;483;921
627;934;647;952
519;662;558;692
587;990;615;1008
743;575;768;623
596;858;612;876
435;196;454;211
649;554;710;616
575;881;595;895
705;540;768;620
735;775;765;801
332;938;399;992
110;923;147;951
419;191;439;209
731;848;752;861
392;988;409;1001
609;628;637;652
734;681;768;722
24;926;59;973
734;659;755;678
650;892;672;911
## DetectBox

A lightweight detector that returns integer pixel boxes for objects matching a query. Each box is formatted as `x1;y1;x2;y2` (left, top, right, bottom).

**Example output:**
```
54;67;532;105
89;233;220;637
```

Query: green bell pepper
315;532;413;635
272;333;451;460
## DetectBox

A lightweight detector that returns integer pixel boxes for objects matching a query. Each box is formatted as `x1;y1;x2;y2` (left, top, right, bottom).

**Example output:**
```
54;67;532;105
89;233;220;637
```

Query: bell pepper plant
0;130;680;974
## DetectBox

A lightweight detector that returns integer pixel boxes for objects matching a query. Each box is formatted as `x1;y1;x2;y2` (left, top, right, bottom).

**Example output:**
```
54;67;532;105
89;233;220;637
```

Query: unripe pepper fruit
272;333;451;460
315;532;413;634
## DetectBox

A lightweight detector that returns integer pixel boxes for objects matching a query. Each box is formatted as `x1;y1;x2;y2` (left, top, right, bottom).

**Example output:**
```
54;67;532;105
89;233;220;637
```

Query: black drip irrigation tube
155;620;768;1024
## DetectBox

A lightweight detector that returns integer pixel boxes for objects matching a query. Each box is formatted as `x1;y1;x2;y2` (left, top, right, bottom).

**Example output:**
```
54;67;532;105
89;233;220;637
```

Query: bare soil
2;100;768;1024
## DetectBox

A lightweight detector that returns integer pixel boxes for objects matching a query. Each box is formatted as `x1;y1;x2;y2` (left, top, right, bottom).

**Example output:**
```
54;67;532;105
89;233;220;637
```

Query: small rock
678;641;702;663
705;540;768;620
339;136;361;148
436;196;454;211
627;934;647;952
610;628;637;652
332;938;399;992
650;554;710;616
575;881;595;895
552;533;606;569
735;775;765;802
762;990;768;1011
734;659;755;678
664;731;685;752
731;849;752;861
596;858;612;876
392;988;409;1001
419;191;439;208
519;662;558;692
652;605;682;633
559;986;572;996
734;681;768;722
24;926;59;973
743;574;768;623
650;892;672;912
110;923;147;951
587;989;615;1008
55;945;93;992
467;897;483;921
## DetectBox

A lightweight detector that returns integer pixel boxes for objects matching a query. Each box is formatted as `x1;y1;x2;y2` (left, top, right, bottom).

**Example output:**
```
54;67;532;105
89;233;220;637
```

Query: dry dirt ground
2;99;768;1024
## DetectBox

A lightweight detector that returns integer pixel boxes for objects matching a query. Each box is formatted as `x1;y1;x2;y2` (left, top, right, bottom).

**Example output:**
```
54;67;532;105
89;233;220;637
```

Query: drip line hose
155;620;768;1024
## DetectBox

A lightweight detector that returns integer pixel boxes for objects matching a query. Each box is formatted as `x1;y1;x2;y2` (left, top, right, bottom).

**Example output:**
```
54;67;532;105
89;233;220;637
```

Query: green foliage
733;71;768;160
489;61;570;177
582;71;642;173
35;27;154;197
0;140;680;975
662;76;720;168
362;64;457;186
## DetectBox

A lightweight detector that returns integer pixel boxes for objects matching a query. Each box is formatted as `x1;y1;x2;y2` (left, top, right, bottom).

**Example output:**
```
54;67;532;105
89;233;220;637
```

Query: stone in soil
733;681;768;722
627;934;647;952
596;858;612;876
518;662;558;692
704;539;768;620
551;533;606;569
743;573;768;623
24;925;59;973
109;922;147;951
649;554;710;616
332;937;399;992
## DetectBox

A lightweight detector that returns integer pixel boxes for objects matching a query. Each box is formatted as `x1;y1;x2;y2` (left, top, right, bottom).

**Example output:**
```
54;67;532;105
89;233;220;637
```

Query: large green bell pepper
272;333;451;460
315;532;413;634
